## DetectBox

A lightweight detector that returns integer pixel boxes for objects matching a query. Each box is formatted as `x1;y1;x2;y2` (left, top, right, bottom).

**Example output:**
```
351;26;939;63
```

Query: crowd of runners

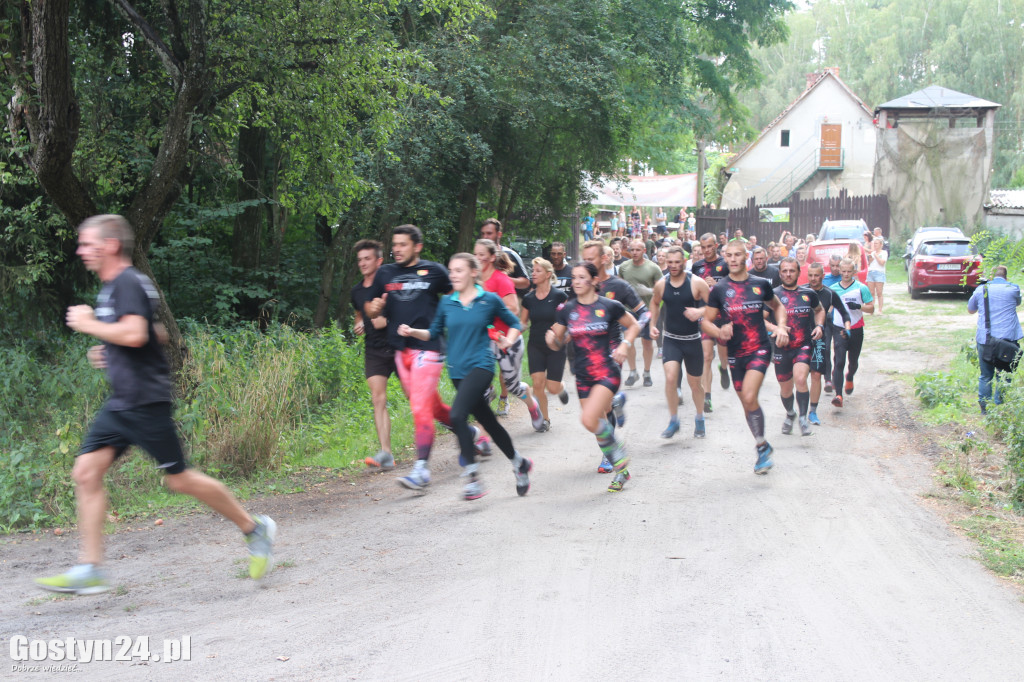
39;213;877;596
351;221;877;493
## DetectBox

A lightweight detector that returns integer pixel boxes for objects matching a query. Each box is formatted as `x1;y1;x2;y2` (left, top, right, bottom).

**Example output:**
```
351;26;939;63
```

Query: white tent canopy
586;174;699;208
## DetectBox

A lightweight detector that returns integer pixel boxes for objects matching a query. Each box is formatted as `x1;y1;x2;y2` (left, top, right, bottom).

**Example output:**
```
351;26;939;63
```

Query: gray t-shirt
96;267;171;410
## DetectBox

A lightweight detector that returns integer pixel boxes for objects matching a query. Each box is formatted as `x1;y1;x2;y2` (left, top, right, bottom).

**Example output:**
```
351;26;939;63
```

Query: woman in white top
866;236;888;314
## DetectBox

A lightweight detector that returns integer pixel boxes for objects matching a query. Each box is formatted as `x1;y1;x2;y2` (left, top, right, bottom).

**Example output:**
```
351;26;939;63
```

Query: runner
702;241;789;474
546;261;641;492
351;240;398;470
749;246;782;288
475;239;546;431
365;224;455;490
37;215;275;595
692;233;730;413
548;241;574;296
765;258;825;437
580;241;650;421
619;239;664;387
649;246;711;439
829;258;874;408
479;218;529;291
397;253;532;501
805;262;852;424
520;257;571;431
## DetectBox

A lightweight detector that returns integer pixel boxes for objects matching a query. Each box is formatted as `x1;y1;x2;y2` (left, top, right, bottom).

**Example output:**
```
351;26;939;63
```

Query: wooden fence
695;190;890;246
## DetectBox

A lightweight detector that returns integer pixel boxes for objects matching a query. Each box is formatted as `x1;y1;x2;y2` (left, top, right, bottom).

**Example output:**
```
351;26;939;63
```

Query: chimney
826;66;840;78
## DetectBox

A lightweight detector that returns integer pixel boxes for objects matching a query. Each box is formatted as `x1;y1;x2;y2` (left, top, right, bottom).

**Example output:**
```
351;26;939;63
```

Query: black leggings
832;327;864;387
451;368;516;466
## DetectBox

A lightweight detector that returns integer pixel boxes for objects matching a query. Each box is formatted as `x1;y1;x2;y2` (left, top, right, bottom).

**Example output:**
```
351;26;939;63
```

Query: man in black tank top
650;246;712;439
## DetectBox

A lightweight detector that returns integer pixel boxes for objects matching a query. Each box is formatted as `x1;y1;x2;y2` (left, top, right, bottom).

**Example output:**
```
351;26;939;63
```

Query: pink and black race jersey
773;285;820;349
691;256;727;283
555;296;627;385
707;276;775;358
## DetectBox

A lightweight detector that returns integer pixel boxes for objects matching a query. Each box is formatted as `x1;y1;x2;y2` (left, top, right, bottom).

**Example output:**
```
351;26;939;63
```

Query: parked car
818;218;869;243
902;226;965;270
906;238;982;299
798;239;869;286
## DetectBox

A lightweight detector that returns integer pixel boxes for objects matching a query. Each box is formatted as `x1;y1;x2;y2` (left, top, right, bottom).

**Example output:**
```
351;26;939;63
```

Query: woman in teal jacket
398;253;533;501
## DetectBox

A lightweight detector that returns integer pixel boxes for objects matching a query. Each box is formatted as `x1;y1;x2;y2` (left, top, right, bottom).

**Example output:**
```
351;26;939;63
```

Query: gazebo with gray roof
874;85;1000;130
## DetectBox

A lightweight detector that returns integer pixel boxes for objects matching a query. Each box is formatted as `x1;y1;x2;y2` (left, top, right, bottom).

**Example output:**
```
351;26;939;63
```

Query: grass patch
957;515;1024;579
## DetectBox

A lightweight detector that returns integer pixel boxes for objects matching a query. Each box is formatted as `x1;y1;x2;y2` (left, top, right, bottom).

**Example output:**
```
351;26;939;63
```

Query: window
780;130;790;147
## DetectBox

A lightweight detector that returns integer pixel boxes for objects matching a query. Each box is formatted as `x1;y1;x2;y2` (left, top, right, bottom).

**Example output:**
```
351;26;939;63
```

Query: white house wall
722;77;876;208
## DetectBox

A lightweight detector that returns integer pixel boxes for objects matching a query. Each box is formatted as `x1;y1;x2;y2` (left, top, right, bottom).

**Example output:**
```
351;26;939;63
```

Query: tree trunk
312;215;337;328
231;120;267;269
457;181;479;253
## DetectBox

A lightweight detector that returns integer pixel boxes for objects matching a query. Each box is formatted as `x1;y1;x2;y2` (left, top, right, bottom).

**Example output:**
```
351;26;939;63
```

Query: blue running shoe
754;442;774;475
660;418;680;439
808;410;821;426
598;457;613;474
694;417;706;439
612;392;627;427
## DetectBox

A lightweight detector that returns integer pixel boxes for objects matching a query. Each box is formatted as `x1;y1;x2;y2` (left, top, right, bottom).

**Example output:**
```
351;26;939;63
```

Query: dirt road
3;286;1023;680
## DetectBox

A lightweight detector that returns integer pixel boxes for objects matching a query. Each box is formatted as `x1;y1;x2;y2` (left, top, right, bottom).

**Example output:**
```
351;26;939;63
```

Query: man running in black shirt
765;258;825;437
549;241;574;297
702;241;789;474
365;225;454;490
480;218;529;291
805;262;852;425
351;239;398;469
649;246;711;438
692;233;730;412
750;246;782;288
37;215;275;595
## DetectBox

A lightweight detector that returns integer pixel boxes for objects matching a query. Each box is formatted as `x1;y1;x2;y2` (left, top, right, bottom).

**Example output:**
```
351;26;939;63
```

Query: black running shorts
526;343;567;382
79;402;189;474
364;345;397;379
772;344;812;383
662;337;704;377
727;350;770;392
576;375;621;401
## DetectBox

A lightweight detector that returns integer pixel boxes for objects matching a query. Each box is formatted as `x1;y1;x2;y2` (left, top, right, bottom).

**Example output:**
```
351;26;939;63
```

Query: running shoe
612;392;627;427
824;381;834;394
246;514;277;579
607;469;631;492
35;564;110;595
625;371;640;387
845;379;854;395
799;416;813;436
808;410;821;426
704;396;713;414
471;426;492;457
719;365;730;390
513;454;533;496
496;397;510;416
463;477;487;501
754;442;774;475
643;372;653;387
364;450;395;470
694;416;706;439
398;461;431;490
831;395;843;408
528;394;546;431
538;419;551;432
781;412;796;435
598;457;613;474
660;417;680;439
558;389;570;405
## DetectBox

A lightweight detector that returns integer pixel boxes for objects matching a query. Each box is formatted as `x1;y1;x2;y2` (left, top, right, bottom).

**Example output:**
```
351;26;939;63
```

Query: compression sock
796;391;809;417
745;407;766;444
595;418;617;457
781;393;795;416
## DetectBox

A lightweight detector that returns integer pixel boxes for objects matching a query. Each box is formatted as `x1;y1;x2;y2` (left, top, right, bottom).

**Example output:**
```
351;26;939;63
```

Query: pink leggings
395;348;451;460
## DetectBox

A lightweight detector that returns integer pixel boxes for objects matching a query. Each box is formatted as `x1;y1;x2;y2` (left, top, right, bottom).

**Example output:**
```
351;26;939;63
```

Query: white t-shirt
867;250;888;272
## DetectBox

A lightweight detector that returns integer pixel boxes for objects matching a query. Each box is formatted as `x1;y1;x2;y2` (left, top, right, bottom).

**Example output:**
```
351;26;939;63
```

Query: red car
798;239;869;286
906;238;982;299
